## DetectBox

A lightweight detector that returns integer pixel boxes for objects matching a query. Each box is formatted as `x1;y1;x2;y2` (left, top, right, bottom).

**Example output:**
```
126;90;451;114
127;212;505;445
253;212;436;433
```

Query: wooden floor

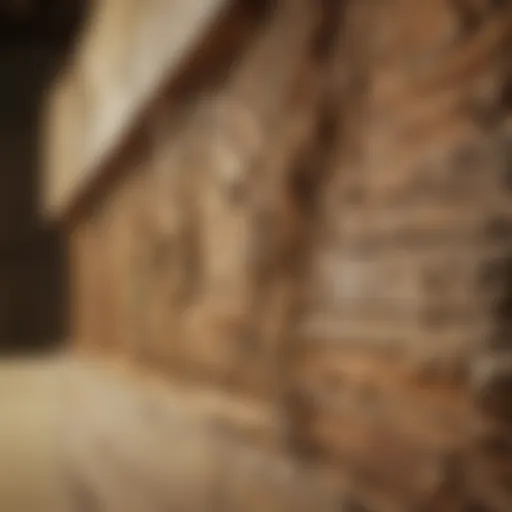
0;355;223;512
0;354;338;512
0;357;68;512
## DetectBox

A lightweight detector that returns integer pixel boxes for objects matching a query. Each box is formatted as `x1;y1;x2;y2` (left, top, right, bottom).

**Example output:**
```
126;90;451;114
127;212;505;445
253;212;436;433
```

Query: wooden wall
65;1;512;510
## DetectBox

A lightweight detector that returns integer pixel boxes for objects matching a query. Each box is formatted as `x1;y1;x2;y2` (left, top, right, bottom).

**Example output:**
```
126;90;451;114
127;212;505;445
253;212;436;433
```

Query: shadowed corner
0;0;90;355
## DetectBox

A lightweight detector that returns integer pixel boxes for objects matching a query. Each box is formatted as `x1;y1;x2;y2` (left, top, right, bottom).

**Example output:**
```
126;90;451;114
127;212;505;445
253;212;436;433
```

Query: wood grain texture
61;0;512;509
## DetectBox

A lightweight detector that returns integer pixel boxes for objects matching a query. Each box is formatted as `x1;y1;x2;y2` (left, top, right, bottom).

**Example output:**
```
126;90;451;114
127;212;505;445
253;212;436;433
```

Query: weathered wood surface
55;0;512;509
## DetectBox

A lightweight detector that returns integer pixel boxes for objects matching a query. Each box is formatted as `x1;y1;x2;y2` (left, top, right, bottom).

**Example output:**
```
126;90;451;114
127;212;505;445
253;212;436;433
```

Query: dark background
0;0;88;353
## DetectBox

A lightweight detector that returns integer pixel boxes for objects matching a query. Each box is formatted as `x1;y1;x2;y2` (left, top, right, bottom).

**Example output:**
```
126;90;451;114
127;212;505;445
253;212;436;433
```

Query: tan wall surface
61;0;512;510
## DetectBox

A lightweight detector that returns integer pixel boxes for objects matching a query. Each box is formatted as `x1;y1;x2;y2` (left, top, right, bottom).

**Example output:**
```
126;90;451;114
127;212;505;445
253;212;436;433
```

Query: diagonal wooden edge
42;0;231;222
